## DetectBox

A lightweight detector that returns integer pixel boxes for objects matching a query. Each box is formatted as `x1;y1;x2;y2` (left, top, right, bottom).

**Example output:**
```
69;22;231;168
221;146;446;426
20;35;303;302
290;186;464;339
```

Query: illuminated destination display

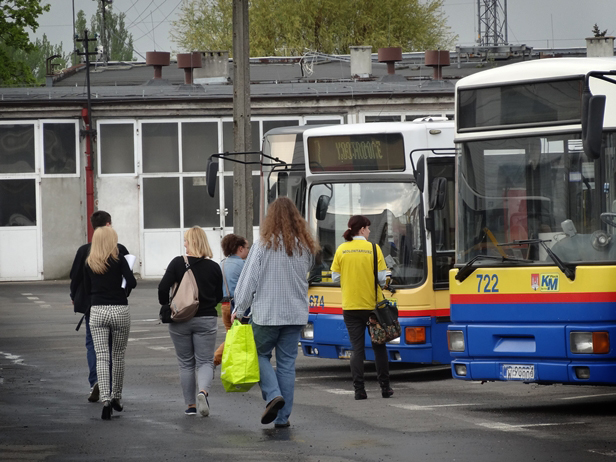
307;133;405;172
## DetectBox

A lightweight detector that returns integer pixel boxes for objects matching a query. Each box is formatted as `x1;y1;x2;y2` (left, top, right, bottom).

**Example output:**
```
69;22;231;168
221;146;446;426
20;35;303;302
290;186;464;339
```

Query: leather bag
169;255;200;322
367;243;401;344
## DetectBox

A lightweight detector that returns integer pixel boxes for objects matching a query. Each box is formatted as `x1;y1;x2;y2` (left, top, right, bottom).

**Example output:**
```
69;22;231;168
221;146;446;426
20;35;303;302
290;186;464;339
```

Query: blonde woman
85;226;137;420
233;197;319;428
158;226;223;417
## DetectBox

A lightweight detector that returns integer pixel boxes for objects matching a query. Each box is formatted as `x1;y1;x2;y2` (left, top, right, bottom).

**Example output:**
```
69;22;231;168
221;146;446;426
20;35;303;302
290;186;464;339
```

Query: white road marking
589;449;616;457
27;297;39;300
476;421;585;433
128;336;169;342
21;293;32;295
40;305;51;308
559;392;616;400
140;319;160;322
326;389;355;395
0;352;25;365
391;403;479;411
34;300;46;304
130;329;151;333
147;346;174;351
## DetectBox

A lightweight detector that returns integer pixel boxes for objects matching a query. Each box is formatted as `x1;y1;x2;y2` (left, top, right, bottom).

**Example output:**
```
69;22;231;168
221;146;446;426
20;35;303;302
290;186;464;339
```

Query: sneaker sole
197;393;210;417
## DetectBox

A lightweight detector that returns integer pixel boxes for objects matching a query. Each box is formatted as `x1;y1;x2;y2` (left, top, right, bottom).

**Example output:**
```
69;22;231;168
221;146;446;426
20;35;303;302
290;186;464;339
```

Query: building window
183;176;220;227
142;122;179;173
0;179;36;226
143;177;180;229
100;123;135;174
43;122;77;174
222;121;260;171
224;174;260;226
0;124;35;174
182;122;218;172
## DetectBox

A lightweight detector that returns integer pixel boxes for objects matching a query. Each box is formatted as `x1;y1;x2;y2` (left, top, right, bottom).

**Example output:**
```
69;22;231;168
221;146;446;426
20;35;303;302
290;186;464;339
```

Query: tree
11;34;70;84
0;0;50;86
592;23;607;38
170;0;455;56
90;4;134;61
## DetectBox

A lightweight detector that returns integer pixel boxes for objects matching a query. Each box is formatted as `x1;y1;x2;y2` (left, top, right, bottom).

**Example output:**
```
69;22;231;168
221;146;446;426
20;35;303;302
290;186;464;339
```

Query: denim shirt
222;254;245;298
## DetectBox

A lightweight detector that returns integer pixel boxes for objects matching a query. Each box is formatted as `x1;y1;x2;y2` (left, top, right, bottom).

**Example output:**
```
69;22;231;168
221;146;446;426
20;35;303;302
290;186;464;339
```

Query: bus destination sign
307;133;405;172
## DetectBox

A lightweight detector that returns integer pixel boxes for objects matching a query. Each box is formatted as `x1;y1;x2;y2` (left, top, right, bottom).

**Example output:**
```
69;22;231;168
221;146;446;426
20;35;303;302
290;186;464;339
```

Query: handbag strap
221;258;231;299
372;243;383;304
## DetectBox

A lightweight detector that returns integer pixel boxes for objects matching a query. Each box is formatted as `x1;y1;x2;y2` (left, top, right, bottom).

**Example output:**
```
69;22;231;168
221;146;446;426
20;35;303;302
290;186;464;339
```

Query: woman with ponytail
331;215;393;400
85;226;137;420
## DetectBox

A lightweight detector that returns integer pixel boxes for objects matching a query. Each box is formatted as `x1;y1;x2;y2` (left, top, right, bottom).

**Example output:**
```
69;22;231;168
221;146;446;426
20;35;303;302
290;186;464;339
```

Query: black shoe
101;402;112;420
110;398;123;412
261;396;285;424
88;383;100;402
274;421;290;428
381;386;394;398
354;389;367;400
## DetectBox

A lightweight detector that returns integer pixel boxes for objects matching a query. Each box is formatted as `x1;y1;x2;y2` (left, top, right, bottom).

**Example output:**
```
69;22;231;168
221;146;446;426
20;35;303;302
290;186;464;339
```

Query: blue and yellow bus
448;58;616;384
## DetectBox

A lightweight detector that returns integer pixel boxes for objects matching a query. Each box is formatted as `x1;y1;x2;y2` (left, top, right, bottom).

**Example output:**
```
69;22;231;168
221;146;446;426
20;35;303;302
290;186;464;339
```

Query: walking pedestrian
158;226;223;417
213;234;250;367
331;215;393;400
70;210;129;403
233;197;319;428
84;226;137;420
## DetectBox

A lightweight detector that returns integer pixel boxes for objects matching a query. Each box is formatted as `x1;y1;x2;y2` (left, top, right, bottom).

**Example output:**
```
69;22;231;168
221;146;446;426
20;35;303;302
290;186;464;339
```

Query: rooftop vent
177;52;202;84
377;47;405;82
424;50;450;80
145;51;171;85
350;46;372;79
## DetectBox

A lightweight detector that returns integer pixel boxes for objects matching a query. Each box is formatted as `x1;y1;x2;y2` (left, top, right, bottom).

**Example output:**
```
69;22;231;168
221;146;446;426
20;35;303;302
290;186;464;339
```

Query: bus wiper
455;254;533;282
498;239;576;281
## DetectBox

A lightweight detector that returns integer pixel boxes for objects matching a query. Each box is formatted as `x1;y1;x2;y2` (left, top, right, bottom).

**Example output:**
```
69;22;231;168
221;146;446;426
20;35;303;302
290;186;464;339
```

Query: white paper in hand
122;254;137;288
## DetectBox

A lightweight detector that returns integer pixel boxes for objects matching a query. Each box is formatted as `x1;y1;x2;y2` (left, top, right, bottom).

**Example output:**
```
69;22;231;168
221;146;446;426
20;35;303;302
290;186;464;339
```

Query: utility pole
75;30;98;241
232;0;253;243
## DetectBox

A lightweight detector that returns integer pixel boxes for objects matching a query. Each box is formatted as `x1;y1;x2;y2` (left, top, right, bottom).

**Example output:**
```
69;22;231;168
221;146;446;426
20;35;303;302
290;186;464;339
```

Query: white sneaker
197;392;209;417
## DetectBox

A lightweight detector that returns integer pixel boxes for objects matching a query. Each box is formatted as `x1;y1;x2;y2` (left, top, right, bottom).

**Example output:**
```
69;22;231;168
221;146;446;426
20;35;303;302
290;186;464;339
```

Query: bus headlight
301;322;314;340
570;331;609;354
448;330;465;352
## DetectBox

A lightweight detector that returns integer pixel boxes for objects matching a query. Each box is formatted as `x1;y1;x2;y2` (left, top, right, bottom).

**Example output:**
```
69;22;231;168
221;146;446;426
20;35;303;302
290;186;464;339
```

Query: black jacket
70;243;129;313
85;254;137;306
158;256;223;317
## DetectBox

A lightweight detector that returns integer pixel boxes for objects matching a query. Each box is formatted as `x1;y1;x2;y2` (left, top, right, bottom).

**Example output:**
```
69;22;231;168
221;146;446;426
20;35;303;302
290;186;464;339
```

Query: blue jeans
252;324;303;425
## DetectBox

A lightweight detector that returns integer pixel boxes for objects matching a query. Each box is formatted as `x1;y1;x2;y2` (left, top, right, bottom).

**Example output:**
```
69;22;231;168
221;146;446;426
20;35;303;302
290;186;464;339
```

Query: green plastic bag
220;320;260;392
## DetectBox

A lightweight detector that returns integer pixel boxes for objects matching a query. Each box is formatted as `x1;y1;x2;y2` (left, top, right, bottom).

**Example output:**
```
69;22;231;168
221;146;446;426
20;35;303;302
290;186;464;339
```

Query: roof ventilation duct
424;50;450;80
350;46;372;79
378;47;405;82
145;51;171;85
177;52;202;84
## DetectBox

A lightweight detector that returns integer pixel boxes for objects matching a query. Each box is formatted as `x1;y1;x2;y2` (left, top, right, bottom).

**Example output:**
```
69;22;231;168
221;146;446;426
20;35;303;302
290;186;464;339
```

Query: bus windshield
457;132;616;265
309;181;425;286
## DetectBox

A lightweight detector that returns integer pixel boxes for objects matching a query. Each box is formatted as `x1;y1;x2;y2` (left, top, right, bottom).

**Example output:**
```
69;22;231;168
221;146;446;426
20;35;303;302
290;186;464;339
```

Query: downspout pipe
81;107;94;242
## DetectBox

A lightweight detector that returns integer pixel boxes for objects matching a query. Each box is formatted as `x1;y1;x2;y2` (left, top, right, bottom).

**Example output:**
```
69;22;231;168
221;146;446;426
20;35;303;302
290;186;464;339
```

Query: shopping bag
220;320;260;392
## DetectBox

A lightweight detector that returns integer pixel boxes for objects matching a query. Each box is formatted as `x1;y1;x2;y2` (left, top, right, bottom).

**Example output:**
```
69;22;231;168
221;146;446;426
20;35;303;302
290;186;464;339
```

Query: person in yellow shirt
331;215;393;400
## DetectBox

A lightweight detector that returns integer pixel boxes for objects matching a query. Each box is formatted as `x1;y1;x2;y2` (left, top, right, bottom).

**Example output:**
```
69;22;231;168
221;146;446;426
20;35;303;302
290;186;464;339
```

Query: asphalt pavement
1;280;616;462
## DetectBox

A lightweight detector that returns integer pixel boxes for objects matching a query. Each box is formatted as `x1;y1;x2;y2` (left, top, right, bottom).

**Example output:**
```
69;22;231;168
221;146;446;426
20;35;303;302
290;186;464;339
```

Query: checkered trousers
89;305;131;403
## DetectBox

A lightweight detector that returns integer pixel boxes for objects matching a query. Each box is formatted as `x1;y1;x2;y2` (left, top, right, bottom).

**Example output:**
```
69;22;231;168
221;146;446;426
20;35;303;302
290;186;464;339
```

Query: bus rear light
405;327;426;344
448;330;465;352
301;322;314;340
570;331;610;354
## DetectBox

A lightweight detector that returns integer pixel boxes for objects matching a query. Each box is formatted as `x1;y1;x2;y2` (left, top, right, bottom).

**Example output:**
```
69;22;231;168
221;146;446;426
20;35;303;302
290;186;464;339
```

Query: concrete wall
41;177;84;279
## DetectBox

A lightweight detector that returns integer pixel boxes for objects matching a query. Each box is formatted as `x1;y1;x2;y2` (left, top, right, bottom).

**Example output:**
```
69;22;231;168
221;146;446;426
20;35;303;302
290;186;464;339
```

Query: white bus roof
456;57;616;88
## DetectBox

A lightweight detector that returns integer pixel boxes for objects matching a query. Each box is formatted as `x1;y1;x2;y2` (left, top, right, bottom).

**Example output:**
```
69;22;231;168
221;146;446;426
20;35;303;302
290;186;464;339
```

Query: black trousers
343;309;390;389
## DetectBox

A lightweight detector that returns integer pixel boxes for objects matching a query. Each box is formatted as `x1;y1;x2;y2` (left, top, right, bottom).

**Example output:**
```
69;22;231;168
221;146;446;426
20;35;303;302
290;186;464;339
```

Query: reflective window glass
0;179;36;226
142;123;179;173
183;176;220;227
182;122;218;172
100;124;134;174
0;124;35;173
43;123;77;174
143;177;180;229
224;174;260;226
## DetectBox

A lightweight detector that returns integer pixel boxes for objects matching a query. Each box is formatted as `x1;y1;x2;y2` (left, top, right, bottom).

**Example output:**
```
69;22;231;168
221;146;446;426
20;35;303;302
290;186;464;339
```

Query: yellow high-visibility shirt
331;238;386;310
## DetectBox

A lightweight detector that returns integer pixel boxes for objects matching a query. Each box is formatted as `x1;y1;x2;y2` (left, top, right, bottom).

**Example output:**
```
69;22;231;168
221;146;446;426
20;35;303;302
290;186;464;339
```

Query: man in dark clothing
69;211;128;402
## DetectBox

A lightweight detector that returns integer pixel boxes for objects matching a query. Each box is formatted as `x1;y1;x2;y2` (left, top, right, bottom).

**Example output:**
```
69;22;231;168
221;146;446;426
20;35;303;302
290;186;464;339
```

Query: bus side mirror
582;93;606;160
316;195;330;221
206;159;218;198
278;172;288;196
429;177;448;211
415;155;425;192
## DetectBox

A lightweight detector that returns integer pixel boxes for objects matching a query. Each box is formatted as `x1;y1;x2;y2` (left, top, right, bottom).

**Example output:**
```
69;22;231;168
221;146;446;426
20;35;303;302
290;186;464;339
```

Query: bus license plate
339;350;352;359
502;364;535;381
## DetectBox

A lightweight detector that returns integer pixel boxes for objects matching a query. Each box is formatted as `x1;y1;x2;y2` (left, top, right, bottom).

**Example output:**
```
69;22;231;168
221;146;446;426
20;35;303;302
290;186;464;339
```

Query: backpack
169;255;200;322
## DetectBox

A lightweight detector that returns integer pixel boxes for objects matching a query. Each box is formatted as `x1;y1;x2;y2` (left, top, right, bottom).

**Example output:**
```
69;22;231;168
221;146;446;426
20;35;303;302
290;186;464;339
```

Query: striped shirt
234;238;314;326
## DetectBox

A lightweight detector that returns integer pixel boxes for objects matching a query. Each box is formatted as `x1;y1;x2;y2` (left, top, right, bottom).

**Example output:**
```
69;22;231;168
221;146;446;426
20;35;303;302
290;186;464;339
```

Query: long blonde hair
261;197;320;256
185;226;213;258
87;226;119;274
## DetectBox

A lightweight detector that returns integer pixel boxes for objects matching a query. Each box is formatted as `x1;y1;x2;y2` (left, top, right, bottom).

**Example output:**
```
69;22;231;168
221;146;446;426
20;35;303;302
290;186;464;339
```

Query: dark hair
90;210;112;230
221;233;247;257
342;215;371;241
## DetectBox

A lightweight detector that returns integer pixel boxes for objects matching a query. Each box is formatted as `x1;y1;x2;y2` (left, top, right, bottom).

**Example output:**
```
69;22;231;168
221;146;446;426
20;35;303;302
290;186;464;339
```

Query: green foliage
592;23;607;38
11;34;70;84
171;0;455;56
0;0;50;86
90;5;135;61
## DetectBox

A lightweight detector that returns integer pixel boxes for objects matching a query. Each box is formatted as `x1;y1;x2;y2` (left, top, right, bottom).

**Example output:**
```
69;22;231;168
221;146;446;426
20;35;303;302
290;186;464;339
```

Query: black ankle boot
354;388;367;400
101;401;113;420
380;383;394;398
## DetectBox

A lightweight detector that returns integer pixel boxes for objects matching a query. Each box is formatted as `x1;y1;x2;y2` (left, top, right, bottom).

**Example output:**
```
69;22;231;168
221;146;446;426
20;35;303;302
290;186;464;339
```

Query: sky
31;0;616;60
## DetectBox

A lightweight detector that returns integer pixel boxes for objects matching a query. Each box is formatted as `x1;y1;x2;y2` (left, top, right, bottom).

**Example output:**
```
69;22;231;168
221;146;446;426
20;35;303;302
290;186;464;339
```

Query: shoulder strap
372;242;378;304
221;259;231;298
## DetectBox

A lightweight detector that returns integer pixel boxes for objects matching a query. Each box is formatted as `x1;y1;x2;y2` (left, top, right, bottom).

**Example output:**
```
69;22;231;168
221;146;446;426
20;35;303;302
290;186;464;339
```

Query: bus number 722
477;274;499;293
